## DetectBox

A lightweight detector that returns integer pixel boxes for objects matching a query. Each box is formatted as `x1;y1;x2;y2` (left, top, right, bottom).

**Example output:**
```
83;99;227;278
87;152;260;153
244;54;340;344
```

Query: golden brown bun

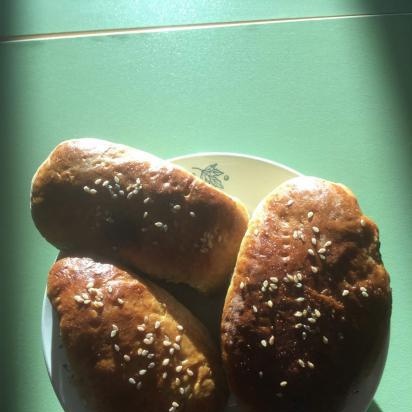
31;138;248;293
48;255;228;412
221;176;391;412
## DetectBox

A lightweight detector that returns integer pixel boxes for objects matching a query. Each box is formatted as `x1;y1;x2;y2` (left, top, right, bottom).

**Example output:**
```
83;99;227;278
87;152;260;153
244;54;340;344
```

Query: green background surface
1;4;411;412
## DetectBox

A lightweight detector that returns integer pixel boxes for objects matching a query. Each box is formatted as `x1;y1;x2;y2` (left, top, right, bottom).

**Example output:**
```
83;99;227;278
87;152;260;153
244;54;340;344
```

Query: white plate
41;152;302;412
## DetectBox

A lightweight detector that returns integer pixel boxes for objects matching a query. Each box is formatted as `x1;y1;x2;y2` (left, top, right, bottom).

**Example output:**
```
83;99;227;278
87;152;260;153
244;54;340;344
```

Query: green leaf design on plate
192;163;228;189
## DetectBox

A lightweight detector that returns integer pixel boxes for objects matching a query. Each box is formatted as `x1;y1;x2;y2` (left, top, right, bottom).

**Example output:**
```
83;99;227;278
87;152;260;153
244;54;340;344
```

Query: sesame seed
144;197;150;204
114;344;120;352
123;355;131;362
114;176;120;184
143;211;148;219
296;282;302;288
311;266;319;274
319;254;326;260
175;378;181;385
287;199;294;206
155;321;161;329
270;277;278;283
240;281;245;289
295;297;305;302
280;381;288;387
169;348;175;355
179;387;185;395
187;369;194;376
139;369;147;376
173;343;181;351
360;286;366;292
308;248;315;256
102;180;109;187
154;221;163;228
263;280;269;288
162;358;170;366
362;291;369;298
295;323;303;329
293;230;299;239
361;219;365;227
172;402;179;408
93;301;104;308
177;325;184;331
176;365;183;372
322;336;329;344
107;285;113;293
324;241;332;247
308;317;316;324
298;359;305;368
128;378;136;384
148;362;155;369
294;311;303;317
175;335;182;343
252;305;258;313
342;289;349;296
147;353;155;359
261;339;267;347
314;309;321;318
136;382;142;390
267;300;273;308
269;335;275;345
143;338;153;345
137;325;145;332
308;211;314;219
142;350;149;356
74;295;84;303
259;371;263;378
86;281;94;289
173;204;181;211
307;361;315;369
110;330;118;338
94;179;102;185
296;273;303;281
144;316;149;323
162;372;168;379
118;190;124;196
117;298;124;305
83;186;91;193
83;299;91;305
312;226;320;233
89;189;97;195
311;237;317;245
163;340;171;346
189;211;196;217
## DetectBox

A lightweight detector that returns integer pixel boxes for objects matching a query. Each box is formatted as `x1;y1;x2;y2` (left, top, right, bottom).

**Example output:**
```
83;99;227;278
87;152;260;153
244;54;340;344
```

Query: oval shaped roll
48;255;228;412
221;176;391;412
32;138;248;293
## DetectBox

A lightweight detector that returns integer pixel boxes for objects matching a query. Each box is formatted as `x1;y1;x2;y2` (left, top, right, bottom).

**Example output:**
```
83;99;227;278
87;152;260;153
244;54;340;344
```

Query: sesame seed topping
169;348;175;355
314;309;321;318
319;254;326;260
136;382;142;390
175;335;182;343
295;297;305;302
187;369;194;376
110;330;118;338
361;219;366;226
102;180;109;187
117;298;124;305
147;353;155;359
107;285;113;293
123;355;131;362
94;179;102;185
162;372;168;379
83;186;91;193
114;176;120;183
163;340;171;346
342;289;350;296
162;358;170;366
86;281;94;289
189;211;196;217
293;230;298;239
148;362;155;369
263;280;269;288
154;221;163;228
362;291;369;298
295;323;303;329
176;365;183;372
177;325;184;331
128;378;136;384
308;317;316;324
173;204;181;211
172;402;179;408
324;241;332;247
114;344;120;352
322;336;329;344
74;295;84;303
311;266;319;274
308;248;315;256
179;388;185;395
175;378;181;385
141;350;148;356
240;281;245;289
137;325;145;332
360;286;367;292
261;339;267;347
312;226;320;233
267;300;273;308
143;338;153;345
280;381;288;387
302;331;307;340
139;369;147;376
287;199;294;206
295;282;303;288
318;248;326;254
298;359;305;367
252;305;258;313
294;311;303;317
308;211;314;219
155;321;161;329
173;343;181;351
143;197;150;204
307;361;315;369
269;335;275;345
270;277;278;283
89;188;97;195
311;237;317;245
143;211;148;219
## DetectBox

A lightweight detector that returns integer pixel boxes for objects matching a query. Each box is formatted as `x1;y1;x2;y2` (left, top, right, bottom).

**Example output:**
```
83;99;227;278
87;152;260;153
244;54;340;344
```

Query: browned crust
221;176;391;412
32;138;248;294
48;255;228;412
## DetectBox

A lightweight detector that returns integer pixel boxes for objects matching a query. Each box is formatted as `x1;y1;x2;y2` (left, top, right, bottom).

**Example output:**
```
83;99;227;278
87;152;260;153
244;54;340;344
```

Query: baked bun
31;138;248;293
221;176;391;412
48;255;228;412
